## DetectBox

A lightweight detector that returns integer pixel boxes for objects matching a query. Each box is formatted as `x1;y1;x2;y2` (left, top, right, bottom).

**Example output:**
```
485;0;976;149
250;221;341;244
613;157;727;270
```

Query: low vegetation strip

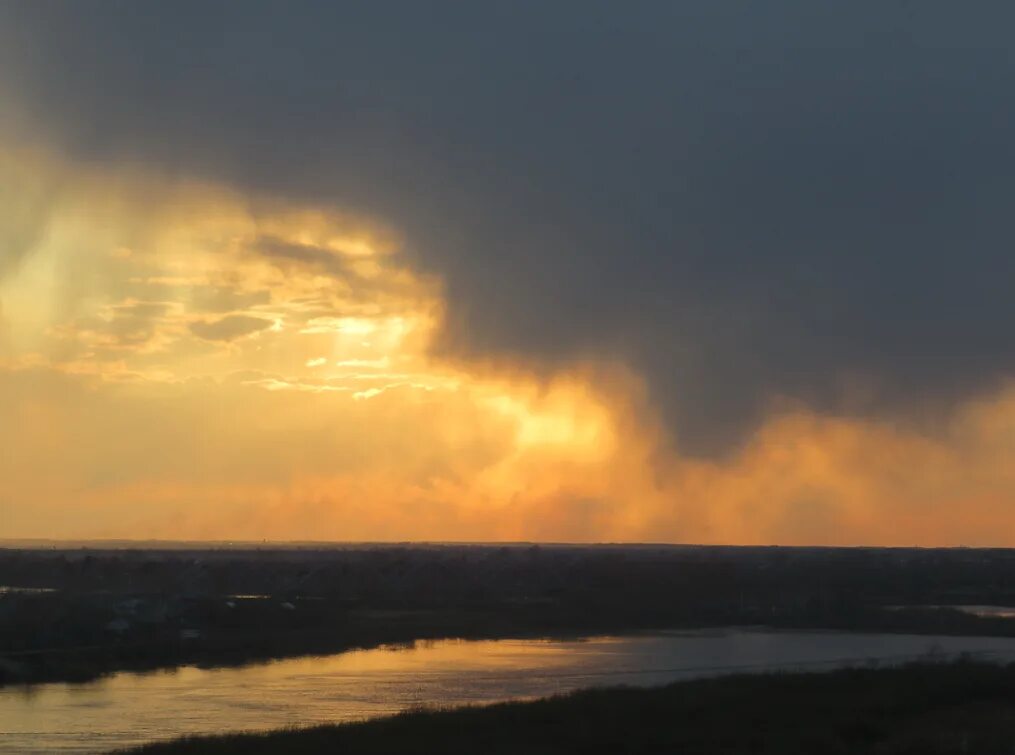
125;661;1015;754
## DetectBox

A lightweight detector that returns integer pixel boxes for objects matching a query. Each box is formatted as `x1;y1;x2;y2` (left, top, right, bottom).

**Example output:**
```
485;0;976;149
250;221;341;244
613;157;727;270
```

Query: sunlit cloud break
1;147;1014;546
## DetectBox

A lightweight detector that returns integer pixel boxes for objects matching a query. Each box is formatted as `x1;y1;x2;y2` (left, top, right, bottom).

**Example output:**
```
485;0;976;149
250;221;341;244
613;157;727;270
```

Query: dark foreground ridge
125;661;1015;754
4;543;1015;685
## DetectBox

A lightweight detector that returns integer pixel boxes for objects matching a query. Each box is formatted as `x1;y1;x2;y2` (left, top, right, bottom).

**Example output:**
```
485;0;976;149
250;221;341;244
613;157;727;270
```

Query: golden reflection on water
282;637;582;674
5;631;1015;754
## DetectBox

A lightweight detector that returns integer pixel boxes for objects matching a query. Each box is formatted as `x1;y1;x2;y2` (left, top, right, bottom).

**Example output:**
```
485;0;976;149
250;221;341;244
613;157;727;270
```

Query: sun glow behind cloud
0;148;630;540
1;147;1015;545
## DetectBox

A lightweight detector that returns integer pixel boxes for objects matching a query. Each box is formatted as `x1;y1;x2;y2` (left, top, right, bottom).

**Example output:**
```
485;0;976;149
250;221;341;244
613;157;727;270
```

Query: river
4;628;1015;753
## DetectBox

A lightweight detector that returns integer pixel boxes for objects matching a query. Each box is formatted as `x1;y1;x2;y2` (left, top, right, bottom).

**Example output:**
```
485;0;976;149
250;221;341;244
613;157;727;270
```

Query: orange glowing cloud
1;147;1015;546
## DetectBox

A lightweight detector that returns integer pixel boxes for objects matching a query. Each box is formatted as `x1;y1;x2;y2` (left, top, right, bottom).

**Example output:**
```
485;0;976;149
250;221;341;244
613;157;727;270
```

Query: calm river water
4;629;1015;753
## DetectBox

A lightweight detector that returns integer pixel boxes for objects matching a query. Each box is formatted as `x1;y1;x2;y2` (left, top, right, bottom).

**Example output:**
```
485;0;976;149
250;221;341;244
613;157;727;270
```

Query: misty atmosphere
3;1;1015;753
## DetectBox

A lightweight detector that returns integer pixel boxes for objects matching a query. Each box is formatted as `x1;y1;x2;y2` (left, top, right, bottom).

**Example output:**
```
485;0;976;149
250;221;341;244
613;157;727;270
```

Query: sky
1;2;1013;544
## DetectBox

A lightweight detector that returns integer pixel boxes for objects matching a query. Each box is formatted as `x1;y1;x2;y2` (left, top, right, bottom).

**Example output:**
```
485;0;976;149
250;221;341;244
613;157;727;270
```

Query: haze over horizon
2;2;1014;546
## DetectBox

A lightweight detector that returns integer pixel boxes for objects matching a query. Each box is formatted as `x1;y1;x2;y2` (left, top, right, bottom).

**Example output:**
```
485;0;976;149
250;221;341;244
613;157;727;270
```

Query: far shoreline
4;543;1015;687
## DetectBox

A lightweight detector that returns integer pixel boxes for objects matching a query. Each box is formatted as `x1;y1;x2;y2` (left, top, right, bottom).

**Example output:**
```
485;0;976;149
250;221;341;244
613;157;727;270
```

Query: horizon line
0;538;1008;551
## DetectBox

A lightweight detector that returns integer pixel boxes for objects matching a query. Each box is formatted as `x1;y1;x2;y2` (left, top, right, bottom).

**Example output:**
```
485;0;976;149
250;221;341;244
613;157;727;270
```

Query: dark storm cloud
2;1;1014;453
257;239;342;270
190;315;273;342
254;237;359;282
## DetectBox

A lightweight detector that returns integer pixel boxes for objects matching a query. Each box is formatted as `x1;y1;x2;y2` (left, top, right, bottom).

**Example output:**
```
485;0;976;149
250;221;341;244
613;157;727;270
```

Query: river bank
123;661;1015;754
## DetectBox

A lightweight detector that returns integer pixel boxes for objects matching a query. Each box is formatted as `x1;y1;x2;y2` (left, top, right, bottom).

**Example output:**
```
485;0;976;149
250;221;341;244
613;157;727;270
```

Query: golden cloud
1;147;1014;545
